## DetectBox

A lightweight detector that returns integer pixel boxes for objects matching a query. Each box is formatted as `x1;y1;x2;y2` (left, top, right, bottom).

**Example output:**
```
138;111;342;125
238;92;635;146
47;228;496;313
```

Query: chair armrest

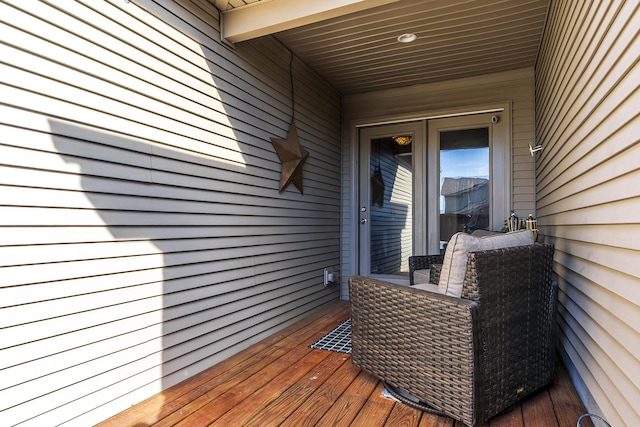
348;275;481;426
408;254;444;285
463;243;557;418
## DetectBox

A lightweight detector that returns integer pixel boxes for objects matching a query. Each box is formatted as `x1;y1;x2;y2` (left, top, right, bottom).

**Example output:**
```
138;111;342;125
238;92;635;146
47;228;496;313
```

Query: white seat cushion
438;229;535;297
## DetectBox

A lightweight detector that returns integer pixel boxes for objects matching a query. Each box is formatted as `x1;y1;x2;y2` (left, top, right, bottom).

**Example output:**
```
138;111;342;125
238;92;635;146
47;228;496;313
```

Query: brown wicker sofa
349;242;557;426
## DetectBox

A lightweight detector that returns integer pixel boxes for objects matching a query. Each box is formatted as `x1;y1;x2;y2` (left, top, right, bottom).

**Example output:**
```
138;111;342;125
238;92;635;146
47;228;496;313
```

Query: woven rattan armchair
349;243;557;426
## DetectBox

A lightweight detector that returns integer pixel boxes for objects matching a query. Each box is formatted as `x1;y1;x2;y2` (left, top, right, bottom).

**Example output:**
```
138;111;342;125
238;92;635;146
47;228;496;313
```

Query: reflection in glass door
369;135;413;274
439;128;489;247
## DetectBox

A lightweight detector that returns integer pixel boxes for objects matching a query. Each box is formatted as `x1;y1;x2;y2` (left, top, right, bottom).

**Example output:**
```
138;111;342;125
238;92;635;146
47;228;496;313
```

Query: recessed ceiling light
397;33;417;43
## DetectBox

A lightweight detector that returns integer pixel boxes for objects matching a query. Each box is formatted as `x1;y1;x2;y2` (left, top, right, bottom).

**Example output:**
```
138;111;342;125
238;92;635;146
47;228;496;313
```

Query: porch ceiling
213;0;550;95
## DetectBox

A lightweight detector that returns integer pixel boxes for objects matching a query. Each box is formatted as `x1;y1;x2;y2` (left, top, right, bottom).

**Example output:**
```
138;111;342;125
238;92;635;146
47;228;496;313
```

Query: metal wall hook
529;141;543;157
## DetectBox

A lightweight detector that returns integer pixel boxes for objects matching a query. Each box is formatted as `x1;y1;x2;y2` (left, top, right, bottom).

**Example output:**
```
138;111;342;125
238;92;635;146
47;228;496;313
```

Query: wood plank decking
98;300;591;427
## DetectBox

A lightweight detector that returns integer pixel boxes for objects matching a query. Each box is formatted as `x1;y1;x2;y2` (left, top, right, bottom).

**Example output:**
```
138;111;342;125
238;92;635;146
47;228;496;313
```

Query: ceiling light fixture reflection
397;33;417;43
393;135;412;145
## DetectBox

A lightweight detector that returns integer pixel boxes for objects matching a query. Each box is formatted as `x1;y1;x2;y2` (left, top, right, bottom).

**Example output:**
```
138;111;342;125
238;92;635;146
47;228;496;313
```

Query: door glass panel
369;136;413;274
439;128;489;248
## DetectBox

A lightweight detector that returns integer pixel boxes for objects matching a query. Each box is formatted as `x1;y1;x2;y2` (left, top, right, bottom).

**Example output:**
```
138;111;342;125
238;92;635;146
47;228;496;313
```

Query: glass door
427;113;510;254
358;122;424;281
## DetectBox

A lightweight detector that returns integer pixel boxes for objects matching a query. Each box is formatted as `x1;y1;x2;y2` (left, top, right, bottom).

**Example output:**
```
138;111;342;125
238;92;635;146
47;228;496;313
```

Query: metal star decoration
270;121;309;194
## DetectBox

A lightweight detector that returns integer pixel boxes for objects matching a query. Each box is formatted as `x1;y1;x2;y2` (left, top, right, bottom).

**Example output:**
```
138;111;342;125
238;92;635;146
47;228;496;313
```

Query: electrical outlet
323;267;334;286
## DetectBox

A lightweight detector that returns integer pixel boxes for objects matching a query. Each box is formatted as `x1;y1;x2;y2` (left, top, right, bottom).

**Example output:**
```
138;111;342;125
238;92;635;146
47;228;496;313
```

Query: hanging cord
577;413;612;427
272;37;297;124
289;51;295;122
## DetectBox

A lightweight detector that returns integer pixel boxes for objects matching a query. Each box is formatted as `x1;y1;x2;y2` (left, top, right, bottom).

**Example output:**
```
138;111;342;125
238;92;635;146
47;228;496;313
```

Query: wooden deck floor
98;300;591;427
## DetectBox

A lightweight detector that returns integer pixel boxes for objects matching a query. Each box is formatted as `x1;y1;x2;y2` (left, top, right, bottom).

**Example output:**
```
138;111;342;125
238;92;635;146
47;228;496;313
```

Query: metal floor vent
309;318;351;354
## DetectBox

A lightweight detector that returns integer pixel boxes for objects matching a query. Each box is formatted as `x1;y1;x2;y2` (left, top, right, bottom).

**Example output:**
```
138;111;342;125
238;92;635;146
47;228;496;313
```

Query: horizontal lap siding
0;0;341;425
535;1;640;425
341;69;536;299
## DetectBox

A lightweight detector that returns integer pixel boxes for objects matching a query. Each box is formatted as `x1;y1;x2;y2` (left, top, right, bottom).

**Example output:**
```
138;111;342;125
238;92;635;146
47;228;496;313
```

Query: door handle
360;218;368;224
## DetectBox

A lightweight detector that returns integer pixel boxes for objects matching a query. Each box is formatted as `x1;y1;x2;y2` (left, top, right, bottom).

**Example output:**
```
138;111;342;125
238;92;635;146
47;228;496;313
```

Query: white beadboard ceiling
215;0;550;95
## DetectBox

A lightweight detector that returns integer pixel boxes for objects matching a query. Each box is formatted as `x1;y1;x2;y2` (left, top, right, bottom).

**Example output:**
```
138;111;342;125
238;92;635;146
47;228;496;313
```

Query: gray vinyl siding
0;0;340;425
535;1;640;425
340;68;536;299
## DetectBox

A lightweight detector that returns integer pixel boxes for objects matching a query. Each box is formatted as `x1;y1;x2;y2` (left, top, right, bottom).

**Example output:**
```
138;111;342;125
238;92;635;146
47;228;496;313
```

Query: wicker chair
349;243;557;426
